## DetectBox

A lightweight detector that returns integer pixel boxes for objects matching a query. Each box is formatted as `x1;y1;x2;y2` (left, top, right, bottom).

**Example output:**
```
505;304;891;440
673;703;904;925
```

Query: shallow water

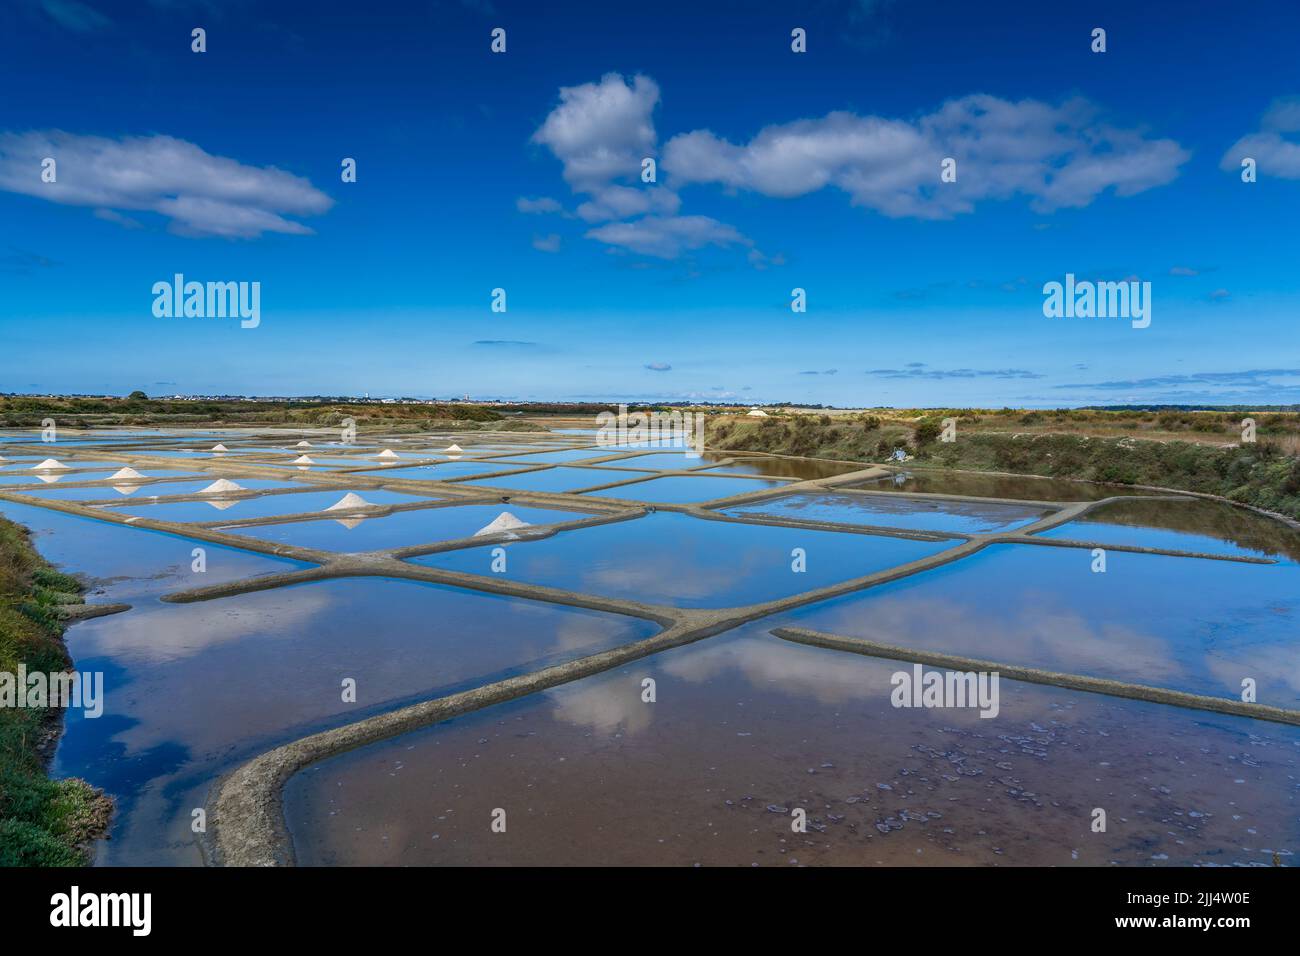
6;428;1296;869
719;492;1046;534
283;629;1300;866
49;576;657;865
0;501;311;604
701;457;870;480
0;470;133;486
10;479;214;499
1040;497;1300;561
107;489;436;523
492;448;613;465
789;543;1300;705
583;474;790;503
856;470;1160;502
225;502;593;552
411;511;954;608
17;477;311;500
460;466;653;493
603;451;724;470
355;461;532;481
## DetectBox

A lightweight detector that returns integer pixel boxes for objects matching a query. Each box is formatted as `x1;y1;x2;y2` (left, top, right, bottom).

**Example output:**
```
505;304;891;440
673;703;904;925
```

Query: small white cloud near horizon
1221;97;1300;179
0;130;334;238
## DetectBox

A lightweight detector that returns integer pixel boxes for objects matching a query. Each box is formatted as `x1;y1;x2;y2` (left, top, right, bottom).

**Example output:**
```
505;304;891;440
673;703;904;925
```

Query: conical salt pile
474;511;531;537
375;449;400;459
292;455;315;465
108;467;145;481
444;443;463;453
211;443;228;452
198;478;244;495
325;492;373;512
296;440;313;447
32;458;69;470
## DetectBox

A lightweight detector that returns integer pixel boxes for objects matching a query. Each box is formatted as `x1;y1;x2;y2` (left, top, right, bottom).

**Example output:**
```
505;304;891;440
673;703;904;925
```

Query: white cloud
516;195;563;214
531;73;661;191
585;215;749;259
664;94;1188;217
575;184;679;222
0;130;334;238
532;73;763;261
531;232;561;253
1221;96;1300;179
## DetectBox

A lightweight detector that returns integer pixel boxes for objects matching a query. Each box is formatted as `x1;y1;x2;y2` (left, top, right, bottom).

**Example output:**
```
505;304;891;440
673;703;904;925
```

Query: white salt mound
296;440;313;447
108;467;145;481
325;493;374;512
444;443;463;453
199;478;244;495
375;449;400;459
474;511;531;537
32;458;69;470
292;455;315;465
211;443;229;452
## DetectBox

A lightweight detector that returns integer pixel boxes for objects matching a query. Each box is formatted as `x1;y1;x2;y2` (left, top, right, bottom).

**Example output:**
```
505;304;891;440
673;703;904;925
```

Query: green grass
0;518;112;866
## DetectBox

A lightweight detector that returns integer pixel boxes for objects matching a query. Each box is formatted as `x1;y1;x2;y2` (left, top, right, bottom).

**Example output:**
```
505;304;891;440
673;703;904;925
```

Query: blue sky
2;0;1299;407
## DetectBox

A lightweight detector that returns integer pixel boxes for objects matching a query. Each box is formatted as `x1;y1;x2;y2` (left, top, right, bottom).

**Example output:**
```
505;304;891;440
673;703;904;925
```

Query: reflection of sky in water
110;489;434;522
791;543;1300;704
722;492;1045;534
228;503;590;552
13;479;213;499
855;471;1155;502
50;576;655;864
462;466;653;493
353;461;531;480
584;475;790;503
0;500;309;604
492;448;615;465
284;628;1300;867
414;512;953;608
1039;498;1300;560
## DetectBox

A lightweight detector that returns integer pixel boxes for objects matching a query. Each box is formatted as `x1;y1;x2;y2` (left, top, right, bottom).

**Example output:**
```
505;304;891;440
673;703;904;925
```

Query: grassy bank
706;412;1300;521
0;518;112;866
0;395;514;431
